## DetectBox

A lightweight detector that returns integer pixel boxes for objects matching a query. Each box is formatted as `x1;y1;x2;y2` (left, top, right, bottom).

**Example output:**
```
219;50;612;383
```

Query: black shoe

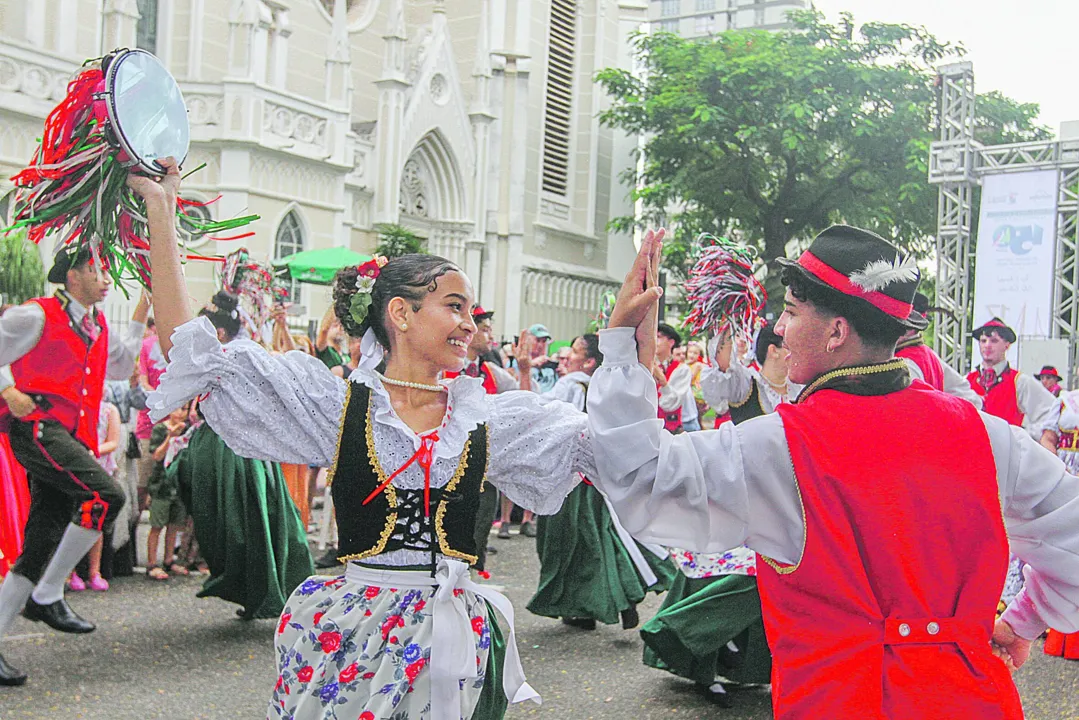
314;549;340;570
0;653;26;686
620;605;639;630
561;617;597;631
497;524;512;540
519;521;537;538
485;545;498;556
705;688;733;708
22;597;95;634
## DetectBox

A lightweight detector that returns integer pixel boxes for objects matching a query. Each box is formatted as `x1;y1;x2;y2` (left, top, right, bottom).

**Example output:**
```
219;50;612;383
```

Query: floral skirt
268;566;516;720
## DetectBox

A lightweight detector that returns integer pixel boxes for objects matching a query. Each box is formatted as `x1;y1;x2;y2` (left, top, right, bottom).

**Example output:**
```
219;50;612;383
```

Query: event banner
971;170;1059;364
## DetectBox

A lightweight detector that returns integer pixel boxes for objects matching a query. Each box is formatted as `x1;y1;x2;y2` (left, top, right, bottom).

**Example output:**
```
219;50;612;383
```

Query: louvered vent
541;0;577;196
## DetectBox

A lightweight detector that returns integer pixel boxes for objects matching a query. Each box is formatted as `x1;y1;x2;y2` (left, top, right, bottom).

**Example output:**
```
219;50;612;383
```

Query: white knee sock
0;573;34;639
31;524;102;605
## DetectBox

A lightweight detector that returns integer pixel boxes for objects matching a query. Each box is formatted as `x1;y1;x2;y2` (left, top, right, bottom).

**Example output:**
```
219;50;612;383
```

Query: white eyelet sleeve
147;317;346;467
485;390;593;515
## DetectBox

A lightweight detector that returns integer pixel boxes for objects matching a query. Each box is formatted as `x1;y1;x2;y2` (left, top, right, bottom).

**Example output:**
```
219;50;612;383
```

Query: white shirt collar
60;290;90;325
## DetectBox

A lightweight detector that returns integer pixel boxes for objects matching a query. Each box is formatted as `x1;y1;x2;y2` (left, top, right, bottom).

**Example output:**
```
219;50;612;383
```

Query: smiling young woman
133;161;596;720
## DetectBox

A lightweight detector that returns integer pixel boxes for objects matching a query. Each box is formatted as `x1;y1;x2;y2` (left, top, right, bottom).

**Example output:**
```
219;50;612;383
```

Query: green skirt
527;482;676;625
170;424;314;619
641;572;772;686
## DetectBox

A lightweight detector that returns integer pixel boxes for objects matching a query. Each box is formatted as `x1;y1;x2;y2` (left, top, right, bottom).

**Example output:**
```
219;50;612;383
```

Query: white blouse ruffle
149;317;592;565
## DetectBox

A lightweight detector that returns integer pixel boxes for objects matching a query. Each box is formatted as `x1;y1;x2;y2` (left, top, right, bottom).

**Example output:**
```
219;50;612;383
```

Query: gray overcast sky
810;0;1079;136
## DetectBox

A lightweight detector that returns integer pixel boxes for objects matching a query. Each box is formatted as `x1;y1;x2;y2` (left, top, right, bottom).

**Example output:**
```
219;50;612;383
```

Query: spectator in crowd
68;398;122;592
555;345;573;377
524;324;558;393
135;319;166;510
145;407;191;581
315;306;349;373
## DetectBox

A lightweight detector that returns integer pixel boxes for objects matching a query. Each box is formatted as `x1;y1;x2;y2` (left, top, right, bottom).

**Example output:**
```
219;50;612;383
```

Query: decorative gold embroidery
759;442;806;576
325;382;352;488
728;381;757;409
435;435;478;564
337;388;398;563
795;358;908;404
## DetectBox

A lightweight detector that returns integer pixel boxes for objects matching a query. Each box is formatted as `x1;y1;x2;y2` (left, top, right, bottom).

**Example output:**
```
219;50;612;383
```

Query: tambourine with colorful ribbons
4;48;259;291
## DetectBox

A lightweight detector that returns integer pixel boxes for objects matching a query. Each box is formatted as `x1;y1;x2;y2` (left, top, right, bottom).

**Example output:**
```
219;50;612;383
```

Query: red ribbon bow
363;431;440;517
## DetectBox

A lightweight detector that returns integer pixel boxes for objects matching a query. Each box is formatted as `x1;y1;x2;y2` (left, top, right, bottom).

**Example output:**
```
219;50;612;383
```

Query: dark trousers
7;420;125;584
472;485;499;571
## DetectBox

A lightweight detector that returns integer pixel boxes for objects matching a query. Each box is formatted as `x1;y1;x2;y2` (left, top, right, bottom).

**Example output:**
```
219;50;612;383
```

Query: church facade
0;0;646;341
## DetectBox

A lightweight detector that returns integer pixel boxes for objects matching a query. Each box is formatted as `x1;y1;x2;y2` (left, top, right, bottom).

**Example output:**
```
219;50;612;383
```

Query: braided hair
199;290;242;341
332;254;460;349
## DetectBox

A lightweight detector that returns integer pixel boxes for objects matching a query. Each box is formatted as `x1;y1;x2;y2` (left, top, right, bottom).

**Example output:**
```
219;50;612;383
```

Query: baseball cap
528;323;552;340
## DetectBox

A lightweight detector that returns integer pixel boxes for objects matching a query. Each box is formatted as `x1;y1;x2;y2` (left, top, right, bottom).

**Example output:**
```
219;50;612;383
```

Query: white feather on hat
848;255;919;293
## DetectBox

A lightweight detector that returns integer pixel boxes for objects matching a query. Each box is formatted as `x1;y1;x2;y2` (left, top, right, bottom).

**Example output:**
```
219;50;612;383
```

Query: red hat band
797;251;914;320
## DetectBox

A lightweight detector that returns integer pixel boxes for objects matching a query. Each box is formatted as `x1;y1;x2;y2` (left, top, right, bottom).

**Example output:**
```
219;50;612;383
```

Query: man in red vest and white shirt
0;247;147;686
653;322;694;433
588;225;1079;719
895;292;981;406
967;317;1056;438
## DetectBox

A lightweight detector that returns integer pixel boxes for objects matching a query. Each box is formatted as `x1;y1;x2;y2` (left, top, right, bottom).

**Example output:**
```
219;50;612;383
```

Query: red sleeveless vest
657;360;683;432
896;343;944;392
760;383;1020;720
967;367;1024;426
445;362;499;395
0;295;109;454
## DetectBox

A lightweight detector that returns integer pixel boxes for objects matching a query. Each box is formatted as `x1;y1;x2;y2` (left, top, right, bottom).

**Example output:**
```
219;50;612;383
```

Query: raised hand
126;157;181;210
609;228;665;366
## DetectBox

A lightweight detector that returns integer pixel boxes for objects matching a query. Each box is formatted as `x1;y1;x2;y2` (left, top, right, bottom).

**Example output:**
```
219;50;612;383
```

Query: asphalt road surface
1;528;1076;719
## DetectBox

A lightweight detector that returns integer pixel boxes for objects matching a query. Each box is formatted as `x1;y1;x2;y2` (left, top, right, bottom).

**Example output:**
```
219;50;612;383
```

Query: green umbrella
272;246;372;286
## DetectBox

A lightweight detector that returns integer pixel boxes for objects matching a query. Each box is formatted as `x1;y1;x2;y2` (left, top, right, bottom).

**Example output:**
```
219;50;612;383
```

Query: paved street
0;529;1076;719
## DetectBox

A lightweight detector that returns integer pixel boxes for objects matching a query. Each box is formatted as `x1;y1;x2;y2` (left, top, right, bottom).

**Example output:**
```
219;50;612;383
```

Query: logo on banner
992;224;1043;256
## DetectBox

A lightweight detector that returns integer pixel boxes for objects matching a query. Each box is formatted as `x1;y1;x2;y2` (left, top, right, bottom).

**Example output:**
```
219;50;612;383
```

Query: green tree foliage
597;11;1050;301
375;223;426;258
0;230;45;305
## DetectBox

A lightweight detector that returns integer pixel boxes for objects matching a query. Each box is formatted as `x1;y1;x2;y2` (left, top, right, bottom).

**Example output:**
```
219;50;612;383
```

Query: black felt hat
47;246;92;285
776;225;927;330
972;318;1017;344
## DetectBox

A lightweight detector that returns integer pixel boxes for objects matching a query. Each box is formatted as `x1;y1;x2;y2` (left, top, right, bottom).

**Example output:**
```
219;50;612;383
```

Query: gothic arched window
275;210;305;304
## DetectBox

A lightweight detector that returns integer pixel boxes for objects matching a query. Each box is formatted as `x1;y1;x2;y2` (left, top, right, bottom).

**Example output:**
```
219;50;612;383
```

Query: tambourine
101;48;190;175
5;48;256;291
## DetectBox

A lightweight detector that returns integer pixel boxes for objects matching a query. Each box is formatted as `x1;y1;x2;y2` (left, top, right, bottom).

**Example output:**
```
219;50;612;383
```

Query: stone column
373;0;411;224
102;0;140;50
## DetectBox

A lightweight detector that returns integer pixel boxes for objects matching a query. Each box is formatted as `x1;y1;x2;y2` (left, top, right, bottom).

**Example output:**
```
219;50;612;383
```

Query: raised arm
699;334;754;410
127;158;186;360
131;159;345;467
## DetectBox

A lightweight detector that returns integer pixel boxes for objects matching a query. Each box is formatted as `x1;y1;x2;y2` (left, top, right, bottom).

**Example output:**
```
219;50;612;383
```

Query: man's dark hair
577;333;603;366
657;322;682;348
780;267;905;350
754;321;783;366
481;349;504;368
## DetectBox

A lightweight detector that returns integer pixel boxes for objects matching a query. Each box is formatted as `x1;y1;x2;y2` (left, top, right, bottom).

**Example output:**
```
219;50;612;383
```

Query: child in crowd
145;406;191;581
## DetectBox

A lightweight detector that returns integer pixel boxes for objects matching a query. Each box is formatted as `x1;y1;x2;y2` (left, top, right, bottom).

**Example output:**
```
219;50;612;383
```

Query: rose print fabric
269;575;493;719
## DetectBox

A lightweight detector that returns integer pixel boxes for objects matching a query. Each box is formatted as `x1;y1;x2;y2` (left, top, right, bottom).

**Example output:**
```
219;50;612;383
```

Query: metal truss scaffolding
930;62;1079;376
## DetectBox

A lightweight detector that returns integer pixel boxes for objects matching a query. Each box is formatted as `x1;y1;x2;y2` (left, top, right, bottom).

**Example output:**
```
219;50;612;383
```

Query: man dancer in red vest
895;292;981;405
0;248;147;686
588;225;1079;719
653;323;692;433
967;317;1055;436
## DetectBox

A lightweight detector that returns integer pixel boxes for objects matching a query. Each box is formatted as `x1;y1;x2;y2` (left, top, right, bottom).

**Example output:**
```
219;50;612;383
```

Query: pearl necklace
375;371;447;393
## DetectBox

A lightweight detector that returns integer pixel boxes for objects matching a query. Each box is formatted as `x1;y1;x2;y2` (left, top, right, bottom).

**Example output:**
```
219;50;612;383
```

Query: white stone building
649;0;808;39
0;0;648;342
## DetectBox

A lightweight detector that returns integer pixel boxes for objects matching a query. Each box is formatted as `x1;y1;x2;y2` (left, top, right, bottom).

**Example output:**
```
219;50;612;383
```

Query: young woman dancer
134;161;594;719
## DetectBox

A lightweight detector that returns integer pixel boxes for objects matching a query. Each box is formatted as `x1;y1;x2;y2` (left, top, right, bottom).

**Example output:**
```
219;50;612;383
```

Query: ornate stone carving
251;154;337;204
263;102;329;147
186;95;224;126
399;158;428;217
0;54;72;103
429;73;448;105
